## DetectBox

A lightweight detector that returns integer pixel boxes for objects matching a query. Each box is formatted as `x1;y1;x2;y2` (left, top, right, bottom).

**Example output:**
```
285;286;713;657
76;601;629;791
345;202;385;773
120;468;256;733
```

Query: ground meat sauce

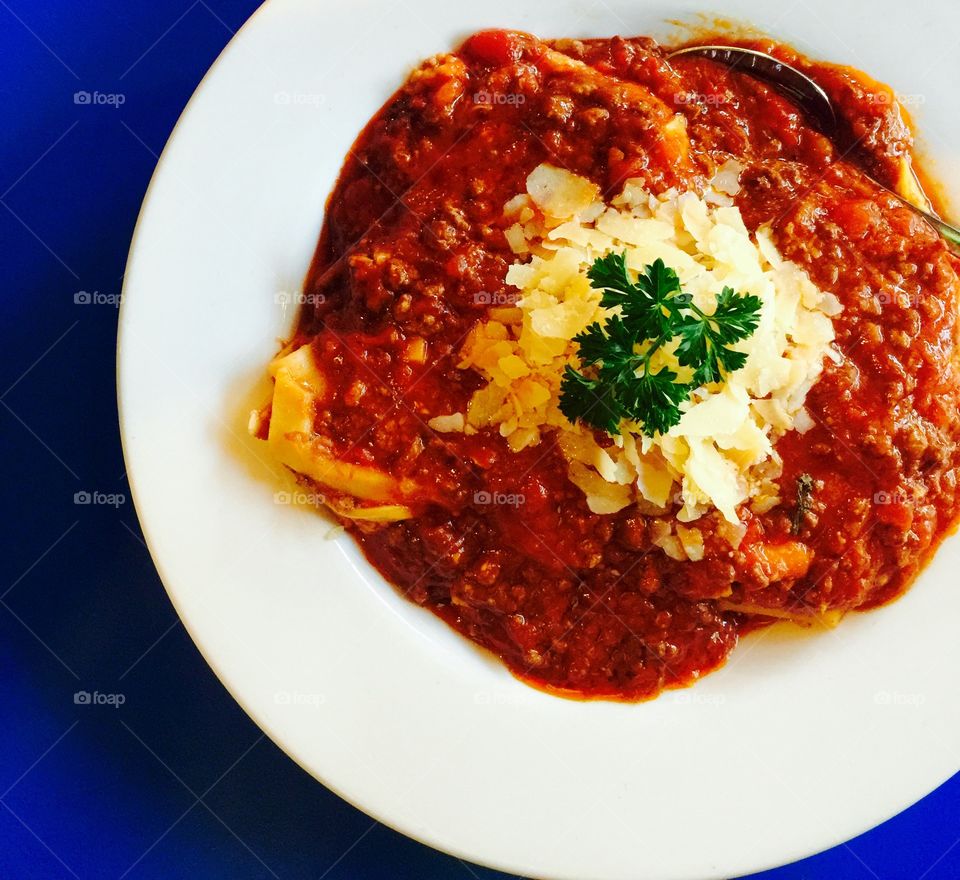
286;30;960;700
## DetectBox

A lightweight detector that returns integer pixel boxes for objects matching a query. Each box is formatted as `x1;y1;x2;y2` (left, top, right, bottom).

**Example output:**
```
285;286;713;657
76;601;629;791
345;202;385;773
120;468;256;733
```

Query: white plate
118;2;960;877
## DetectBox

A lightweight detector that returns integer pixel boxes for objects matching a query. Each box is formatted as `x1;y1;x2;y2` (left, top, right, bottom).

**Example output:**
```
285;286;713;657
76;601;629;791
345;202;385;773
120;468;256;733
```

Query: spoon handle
880;183;960;255
927;215;960;253
668;44;960;256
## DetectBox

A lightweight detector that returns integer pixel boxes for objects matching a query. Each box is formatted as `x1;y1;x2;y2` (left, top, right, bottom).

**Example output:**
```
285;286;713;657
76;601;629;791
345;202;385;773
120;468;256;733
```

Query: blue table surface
1;2;957;877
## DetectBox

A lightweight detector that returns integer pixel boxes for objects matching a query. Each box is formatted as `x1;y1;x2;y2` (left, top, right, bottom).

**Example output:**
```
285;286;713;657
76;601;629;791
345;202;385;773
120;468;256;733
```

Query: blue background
0;2;956;877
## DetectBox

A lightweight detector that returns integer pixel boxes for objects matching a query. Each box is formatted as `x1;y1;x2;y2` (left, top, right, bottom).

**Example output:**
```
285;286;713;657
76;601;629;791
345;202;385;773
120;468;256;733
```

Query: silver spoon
667;45;960;251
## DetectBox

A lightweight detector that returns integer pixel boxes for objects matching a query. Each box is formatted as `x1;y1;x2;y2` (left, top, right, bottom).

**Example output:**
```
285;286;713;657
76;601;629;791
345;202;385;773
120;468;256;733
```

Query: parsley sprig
559;253;762;437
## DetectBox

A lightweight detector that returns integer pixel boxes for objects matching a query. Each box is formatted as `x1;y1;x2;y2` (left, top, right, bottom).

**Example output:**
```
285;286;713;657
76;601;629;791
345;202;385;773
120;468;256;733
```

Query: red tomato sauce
282;30;960;700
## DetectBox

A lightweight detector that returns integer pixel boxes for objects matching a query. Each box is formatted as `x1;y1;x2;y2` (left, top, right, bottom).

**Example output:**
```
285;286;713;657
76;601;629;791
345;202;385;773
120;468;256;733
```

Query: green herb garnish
559;253;762;437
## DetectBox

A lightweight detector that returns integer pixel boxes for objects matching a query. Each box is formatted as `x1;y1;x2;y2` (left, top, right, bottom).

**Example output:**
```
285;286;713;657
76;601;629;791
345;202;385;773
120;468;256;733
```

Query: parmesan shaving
456;164;840;524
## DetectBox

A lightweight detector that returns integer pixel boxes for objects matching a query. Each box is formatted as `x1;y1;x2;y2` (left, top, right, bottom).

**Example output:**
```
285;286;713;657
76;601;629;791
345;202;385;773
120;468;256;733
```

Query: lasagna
251;30;960;700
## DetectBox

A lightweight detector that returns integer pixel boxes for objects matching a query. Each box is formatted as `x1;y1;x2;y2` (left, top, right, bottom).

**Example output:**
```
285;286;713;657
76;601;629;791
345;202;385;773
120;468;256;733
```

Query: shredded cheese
454;163;840;524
